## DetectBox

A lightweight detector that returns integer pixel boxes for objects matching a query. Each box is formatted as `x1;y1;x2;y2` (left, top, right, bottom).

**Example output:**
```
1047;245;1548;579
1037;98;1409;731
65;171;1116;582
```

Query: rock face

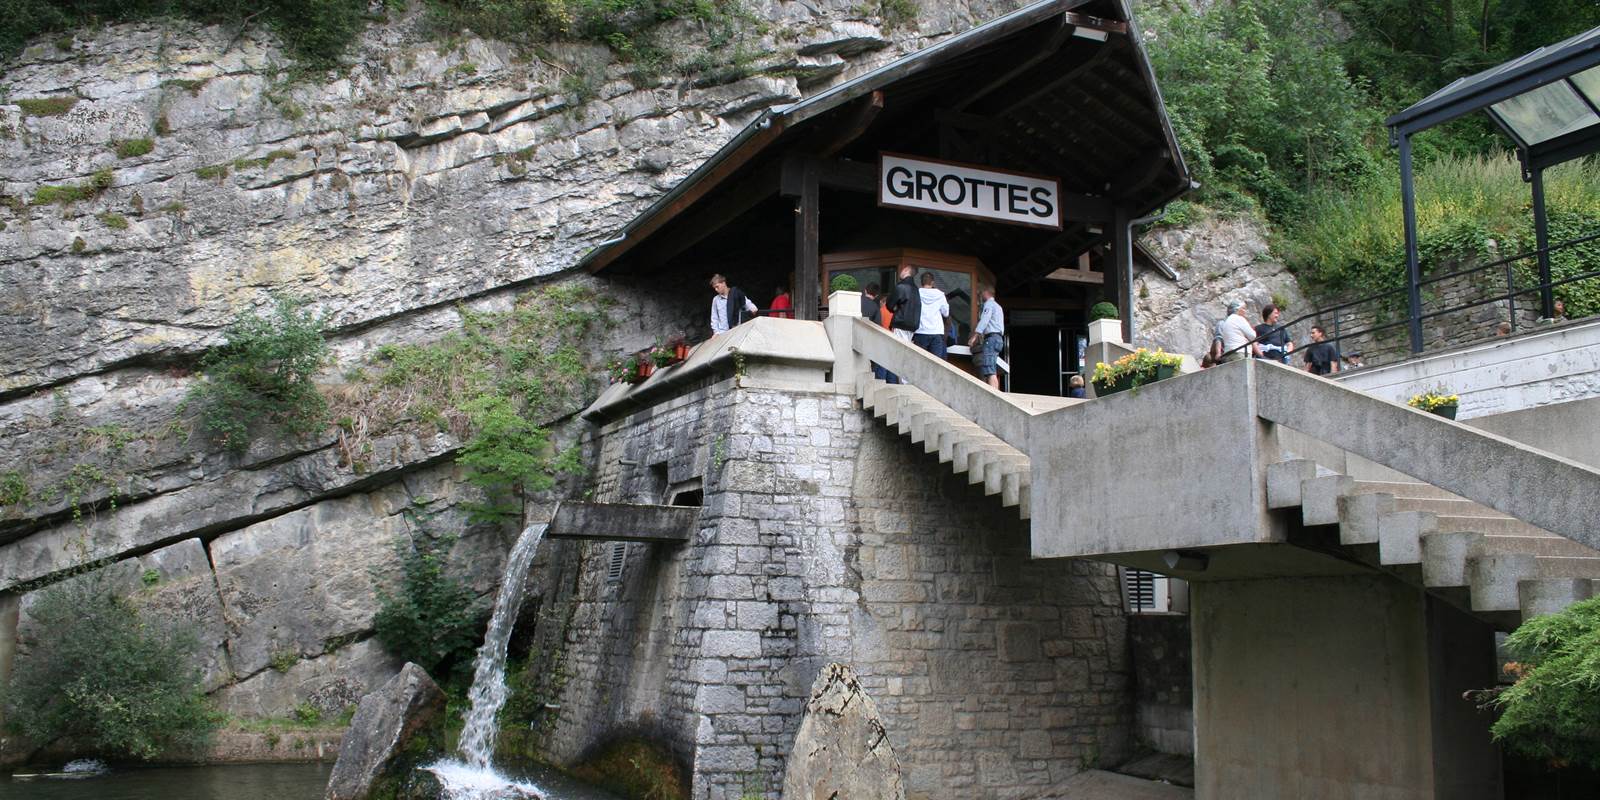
1134;210;1316;359
781;663;906;800
325;662;446;800
0;0;1029;721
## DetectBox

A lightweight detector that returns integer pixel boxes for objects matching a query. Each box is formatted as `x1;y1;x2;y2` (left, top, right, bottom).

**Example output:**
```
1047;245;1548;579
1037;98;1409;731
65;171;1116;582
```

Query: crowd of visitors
1202;298;1360;376
704;272;1006;390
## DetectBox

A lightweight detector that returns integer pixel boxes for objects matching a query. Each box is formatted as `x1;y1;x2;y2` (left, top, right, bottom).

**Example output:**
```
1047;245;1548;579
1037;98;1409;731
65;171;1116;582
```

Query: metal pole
1398;134;1424;353
1505;258;1518;331
1531;166;1554;319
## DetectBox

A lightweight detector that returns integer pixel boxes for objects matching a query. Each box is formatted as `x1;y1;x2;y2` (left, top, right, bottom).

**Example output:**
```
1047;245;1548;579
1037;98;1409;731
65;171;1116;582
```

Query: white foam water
424;759;543;800
422;522;549;799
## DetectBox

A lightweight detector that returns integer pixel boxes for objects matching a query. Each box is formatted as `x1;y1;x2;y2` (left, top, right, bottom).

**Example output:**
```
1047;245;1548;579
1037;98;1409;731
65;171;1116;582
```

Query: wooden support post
794;160;821;320
1113;206;1134;343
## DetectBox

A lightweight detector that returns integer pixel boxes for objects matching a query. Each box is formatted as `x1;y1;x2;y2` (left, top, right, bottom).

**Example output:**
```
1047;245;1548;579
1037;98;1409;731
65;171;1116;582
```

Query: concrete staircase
856;375;1031;519
1267;458;1600;628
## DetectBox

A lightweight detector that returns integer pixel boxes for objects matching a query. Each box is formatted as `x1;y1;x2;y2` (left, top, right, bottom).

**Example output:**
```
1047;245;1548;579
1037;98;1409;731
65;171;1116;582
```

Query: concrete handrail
1254;360;1600;551
850;317;1036;450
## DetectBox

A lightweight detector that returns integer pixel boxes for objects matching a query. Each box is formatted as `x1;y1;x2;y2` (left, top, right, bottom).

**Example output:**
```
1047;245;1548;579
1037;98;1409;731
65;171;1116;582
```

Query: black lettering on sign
1030;187;1054;219
938;174;966;206
984;180;1006;211
914;170;937;202
963;177;984;208
885;166;914;199
1007;184;1028;215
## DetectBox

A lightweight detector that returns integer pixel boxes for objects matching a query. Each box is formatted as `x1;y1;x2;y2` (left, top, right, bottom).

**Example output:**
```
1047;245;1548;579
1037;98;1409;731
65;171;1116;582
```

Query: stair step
1435;515;1551;538
1471;554;1600;613
1392;497;1509;517
1351;481;1463;501
1519;578;1595;619
1266;460;1318;509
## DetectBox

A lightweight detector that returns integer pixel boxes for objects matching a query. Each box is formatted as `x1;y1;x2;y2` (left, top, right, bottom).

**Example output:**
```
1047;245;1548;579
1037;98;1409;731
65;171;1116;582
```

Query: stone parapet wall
540;378;1133;799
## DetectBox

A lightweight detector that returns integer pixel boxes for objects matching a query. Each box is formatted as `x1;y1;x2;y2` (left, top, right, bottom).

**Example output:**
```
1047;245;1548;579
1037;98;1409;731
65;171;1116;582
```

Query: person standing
974;285;1005;390
1302;325;1341;376
861;283;898;384
913;272;950;358
1220;300;1260;362
887;264;921;346
769;283;793;319
709;274;757;335
1068;374;1086;398
1254;304;1294;364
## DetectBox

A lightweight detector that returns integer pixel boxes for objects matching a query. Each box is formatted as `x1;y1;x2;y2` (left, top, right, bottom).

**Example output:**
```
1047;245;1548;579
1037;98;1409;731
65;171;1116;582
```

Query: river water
3;762;623;799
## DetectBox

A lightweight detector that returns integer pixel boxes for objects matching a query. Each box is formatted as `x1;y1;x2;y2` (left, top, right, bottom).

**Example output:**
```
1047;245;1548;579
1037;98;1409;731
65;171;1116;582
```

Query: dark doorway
1009;312;1082;396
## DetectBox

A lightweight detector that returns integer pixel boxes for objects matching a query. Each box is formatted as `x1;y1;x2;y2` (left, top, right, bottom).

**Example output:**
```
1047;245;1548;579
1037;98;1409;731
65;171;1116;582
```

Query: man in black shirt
1303;325;1340;376
1254;304;1294;364
861;283;898;384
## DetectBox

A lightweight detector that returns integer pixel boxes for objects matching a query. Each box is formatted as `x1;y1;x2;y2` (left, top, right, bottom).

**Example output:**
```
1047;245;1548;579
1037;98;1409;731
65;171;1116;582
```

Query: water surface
3;762;623;800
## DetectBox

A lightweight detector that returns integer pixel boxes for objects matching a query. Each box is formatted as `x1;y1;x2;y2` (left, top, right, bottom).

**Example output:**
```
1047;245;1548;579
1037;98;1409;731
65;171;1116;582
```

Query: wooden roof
580;0;1191;292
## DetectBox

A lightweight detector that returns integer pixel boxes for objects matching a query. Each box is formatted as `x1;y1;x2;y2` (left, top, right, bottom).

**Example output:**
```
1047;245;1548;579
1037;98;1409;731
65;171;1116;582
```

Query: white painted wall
1334;318;1600;419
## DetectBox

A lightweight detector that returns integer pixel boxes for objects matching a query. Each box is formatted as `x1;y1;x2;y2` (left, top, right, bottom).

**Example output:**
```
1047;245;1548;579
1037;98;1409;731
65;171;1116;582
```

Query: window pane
1570;66;1600;112
1491;80;1598;144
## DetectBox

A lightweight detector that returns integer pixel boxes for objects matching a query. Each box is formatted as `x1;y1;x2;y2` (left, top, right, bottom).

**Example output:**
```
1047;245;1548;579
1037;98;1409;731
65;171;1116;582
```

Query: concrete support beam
547;501;700;544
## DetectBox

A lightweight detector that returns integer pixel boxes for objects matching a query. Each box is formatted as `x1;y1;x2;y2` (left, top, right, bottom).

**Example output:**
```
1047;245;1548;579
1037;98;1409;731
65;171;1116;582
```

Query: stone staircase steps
856;375;1029;520
1270;457;1600;628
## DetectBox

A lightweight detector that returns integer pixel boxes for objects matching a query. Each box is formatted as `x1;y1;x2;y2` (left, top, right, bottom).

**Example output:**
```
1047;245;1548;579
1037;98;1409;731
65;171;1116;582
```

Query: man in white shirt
1220;300;1260;362
912;272;950;358
709;274;758;335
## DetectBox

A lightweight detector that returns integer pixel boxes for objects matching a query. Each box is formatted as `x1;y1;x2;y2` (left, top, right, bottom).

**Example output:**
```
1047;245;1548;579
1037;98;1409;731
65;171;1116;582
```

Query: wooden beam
970;43;1113;120
1112;150;1171;200
793;159;821;320
947;16;1072;113
1045;267;1104;284
813;91;884;158
1061;11;1128;35
586;121;786;273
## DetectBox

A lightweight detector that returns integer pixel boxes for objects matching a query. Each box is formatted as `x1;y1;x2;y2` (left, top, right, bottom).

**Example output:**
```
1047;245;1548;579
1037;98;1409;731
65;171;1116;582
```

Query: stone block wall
538;378;1133;799
1129;614;1193;756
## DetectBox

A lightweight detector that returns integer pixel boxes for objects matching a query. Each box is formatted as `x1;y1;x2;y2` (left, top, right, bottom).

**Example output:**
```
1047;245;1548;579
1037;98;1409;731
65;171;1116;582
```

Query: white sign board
878;153;1062;230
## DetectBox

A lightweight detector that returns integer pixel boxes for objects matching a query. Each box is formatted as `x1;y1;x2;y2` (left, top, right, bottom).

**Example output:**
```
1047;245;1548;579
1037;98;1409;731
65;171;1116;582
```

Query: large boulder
780;663;906;800
326;662;446;800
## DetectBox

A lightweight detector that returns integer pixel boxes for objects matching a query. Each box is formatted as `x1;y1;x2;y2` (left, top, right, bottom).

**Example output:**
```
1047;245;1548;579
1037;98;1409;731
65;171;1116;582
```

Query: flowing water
426;522;549;799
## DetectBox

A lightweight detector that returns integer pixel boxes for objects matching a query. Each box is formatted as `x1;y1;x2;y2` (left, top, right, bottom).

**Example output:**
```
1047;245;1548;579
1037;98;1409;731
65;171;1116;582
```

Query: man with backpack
887;264;921;345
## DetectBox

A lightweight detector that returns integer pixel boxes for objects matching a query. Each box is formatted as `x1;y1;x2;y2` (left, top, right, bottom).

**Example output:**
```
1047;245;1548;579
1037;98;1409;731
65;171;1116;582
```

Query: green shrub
1089;302;1119;321
829;273;860;292
189;294;330;453
113;138;154;158
292;703;321;724
195;164;230;180
1485;596;1600;769
0;470;28;507
1;569;216;760
97;211;129;230
373;524;485;674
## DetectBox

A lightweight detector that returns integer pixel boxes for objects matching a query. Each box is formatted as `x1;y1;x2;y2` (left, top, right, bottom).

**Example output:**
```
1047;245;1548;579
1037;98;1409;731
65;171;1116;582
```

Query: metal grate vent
606;541;628;582
1124;569;1169;613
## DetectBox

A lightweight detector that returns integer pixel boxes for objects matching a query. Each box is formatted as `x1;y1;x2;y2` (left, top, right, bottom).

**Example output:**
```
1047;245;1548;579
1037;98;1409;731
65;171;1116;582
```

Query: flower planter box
1429;404;1458;420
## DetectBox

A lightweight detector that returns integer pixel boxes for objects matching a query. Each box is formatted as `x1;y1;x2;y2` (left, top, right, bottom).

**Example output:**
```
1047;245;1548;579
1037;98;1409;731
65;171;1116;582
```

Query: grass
1280;153;1600;296
31;168;114;205
97;211;129;230
232;149;298;171
15;96;77;117
113;138;154;158
195;164;230;180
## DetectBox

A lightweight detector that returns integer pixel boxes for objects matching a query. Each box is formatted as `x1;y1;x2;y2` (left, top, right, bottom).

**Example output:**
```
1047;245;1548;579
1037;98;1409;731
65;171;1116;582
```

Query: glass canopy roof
1387;24;1600;159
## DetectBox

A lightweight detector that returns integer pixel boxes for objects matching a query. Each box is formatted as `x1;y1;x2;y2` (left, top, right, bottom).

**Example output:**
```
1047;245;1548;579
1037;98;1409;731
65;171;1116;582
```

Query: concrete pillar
825;290;865;395
1192;574;1498;800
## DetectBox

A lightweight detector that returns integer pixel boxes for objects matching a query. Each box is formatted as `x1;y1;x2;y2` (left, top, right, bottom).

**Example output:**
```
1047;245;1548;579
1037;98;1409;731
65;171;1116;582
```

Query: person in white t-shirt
1220;300;1260;362
911;272;950;358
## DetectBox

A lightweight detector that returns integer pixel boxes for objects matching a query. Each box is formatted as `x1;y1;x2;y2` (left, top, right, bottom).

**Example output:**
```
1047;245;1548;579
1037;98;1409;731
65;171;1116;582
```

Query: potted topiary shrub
1408;386;1459;419
830;274;860;293
1089;301;1120;321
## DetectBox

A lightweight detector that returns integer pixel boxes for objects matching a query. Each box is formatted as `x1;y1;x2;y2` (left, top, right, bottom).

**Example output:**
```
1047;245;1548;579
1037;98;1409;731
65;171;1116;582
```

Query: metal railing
1218;230;1600;366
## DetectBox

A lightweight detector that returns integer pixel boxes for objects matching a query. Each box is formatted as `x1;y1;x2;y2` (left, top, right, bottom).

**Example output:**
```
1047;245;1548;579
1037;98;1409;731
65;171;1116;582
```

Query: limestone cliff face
0;0;1032;721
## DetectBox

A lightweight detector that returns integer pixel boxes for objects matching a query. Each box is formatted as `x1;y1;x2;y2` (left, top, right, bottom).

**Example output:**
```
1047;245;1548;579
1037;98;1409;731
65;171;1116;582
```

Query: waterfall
425;522;548;799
